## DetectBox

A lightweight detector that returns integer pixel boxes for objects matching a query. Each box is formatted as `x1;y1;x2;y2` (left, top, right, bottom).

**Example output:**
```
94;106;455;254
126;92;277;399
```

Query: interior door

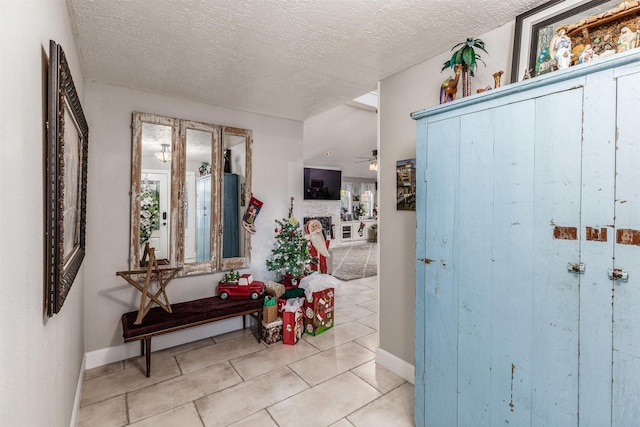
141;171;169;260
611;70;640;426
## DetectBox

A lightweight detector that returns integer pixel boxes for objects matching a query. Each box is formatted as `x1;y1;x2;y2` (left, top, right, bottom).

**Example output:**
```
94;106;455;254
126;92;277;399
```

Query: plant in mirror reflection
140;188;160;243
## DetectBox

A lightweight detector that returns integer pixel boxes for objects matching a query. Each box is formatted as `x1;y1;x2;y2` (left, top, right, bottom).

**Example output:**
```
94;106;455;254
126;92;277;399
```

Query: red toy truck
218;274;265;300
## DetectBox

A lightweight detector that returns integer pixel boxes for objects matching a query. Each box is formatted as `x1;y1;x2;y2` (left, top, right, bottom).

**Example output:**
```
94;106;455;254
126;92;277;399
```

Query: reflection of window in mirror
340;189;352;221
130;112;252;276
360;190;376;218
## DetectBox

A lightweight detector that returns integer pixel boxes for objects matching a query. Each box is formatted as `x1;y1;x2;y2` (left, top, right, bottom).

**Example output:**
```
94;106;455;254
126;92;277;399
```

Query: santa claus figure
304;219;330;273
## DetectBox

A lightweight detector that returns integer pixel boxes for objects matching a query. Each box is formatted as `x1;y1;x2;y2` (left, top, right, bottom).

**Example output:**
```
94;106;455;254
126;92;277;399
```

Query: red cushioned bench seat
121;296;263;376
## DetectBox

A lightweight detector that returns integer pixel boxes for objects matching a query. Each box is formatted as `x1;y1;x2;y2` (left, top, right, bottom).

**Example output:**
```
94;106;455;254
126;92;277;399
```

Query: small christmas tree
266;197;311;284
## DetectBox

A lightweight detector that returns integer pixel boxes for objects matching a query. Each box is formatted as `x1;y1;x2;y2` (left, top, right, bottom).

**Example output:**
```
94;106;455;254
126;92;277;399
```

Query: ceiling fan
355;149;378;171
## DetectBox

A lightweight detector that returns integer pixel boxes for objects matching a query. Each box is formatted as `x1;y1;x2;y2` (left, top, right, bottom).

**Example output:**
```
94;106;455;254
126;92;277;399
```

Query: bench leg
144;337;152;377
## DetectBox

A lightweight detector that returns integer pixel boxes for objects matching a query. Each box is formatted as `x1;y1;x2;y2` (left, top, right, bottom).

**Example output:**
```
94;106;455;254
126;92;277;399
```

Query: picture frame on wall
510;0;628;83
45;40;89;316
396;158;416;211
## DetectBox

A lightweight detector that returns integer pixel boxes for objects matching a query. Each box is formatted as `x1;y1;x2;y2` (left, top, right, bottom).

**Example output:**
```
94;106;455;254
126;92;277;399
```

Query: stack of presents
261;274;337;345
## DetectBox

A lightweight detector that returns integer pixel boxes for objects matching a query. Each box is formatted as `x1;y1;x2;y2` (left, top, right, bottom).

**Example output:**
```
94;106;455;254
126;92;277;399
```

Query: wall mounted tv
304;168;341;200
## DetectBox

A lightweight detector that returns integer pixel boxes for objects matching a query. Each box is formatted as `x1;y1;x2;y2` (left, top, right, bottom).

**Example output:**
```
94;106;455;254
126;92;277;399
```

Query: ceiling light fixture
155;143;171;163
369;149;378;171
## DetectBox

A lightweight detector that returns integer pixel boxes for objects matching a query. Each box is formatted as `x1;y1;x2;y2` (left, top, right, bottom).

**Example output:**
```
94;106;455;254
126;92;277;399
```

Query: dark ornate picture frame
510;0;618;83
46;40;89;316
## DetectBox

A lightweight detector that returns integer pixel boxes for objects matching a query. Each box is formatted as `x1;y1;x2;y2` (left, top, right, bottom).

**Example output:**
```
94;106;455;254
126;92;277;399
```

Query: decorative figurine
617;26;639;53
479;70;503;93
440;63;462;104
218;273;265;300
579;44;597;63
493;70;504;88
304;219;330;274
549;26;572;70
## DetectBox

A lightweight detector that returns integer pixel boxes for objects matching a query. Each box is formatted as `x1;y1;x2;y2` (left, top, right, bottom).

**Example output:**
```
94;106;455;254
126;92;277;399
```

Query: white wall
378;22;516;368
0;1;86;425
83;82;304;353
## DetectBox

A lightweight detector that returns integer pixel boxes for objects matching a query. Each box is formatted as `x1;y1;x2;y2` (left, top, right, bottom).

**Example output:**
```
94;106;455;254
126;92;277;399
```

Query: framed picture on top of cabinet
45;40;89;316
510;0;637;83
396;158;416;211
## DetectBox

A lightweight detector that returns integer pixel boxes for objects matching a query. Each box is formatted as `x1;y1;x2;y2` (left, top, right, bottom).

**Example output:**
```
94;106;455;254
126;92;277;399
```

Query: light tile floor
78;275;414;426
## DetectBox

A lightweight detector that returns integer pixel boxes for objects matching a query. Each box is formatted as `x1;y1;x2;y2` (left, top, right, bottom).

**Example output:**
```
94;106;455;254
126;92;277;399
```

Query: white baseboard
70;353;86;427
376;347;415;385
85;317;244;370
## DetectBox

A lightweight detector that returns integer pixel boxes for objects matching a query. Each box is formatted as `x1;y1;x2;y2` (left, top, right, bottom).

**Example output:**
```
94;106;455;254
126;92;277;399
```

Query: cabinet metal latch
608;268;629;281
567;262;585;273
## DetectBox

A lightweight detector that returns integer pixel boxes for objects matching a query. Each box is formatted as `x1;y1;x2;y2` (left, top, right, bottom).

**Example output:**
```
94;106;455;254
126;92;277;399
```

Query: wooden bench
121;296;263;377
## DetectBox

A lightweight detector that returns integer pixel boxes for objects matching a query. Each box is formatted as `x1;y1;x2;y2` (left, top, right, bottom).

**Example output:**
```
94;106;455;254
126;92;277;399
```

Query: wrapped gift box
282;307;303;345
304;287;334;336
261;318;283;344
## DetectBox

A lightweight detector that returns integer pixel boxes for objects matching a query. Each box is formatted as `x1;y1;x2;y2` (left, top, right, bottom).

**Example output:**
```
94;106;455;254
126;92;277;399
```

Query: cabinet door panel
490;99;537;426
531;88;583;426
579;68;617;427
612;71;640;426
457;109;494;425
424;116;460;425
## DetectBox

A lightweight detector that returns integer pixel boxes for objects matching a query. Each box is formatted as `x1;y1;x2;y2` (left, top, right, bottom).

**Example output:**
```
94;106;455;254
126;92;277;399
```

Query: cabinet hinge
424;169;428;182
423;371;427;384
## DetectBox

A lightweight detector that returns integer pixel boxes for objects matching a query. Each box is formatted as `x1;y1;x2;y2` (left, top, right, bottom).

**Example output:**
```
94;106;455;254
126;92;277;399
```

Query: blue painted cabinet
412;52;640;426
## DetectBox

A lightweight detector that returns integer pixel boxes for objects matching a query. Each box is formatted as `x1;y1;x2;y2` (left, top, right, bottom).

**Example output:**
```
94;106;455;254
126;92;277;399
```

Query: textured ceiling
67;0;548;122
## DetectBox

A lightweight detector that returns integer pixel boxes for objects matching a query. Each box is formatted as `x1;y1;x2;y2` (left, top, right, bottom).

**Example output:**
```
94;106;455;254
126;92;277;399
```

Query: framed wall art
396;158;416;211
45;40;89;316
510;0;636;82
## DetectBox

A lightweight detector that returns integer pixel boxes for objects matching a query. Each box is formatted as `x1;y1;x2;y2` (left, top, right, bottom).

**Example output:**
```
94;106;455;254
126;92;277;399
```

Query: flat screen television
304;167;341;200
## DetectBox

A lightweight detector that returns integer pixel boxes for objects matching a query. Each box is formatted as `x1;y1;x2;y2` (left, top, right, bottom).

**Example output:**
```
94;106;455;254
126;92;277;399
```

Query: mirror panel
221;127;252;270
130;113;179;269
180;122;220;275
